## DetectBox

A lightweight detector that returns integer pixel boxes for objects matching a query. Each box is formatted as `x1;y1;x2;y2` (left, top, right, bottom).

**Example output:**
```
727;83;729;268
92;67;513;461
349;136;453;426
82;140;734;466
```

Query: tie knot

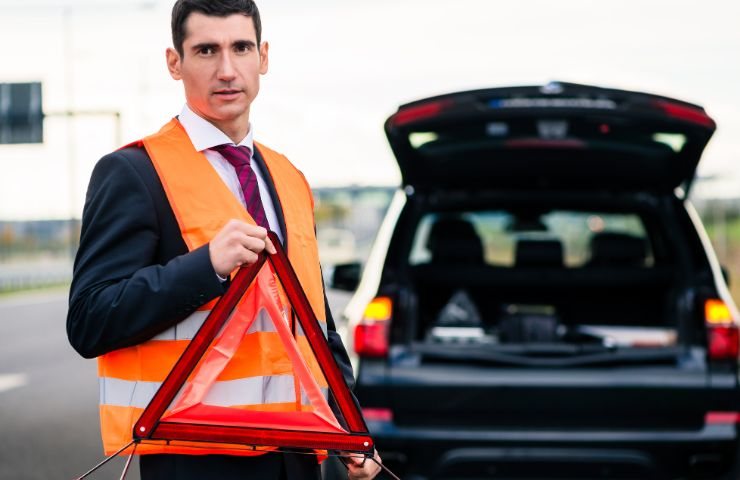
213;144;252;168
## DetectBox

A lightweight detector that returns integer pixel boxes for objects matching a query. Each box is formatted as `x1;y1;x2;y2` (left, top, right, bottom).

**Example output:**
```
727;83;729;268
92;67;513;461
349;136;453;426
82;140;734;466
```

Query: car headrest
588;232;647;266
427;217;484;265
515;239;564;267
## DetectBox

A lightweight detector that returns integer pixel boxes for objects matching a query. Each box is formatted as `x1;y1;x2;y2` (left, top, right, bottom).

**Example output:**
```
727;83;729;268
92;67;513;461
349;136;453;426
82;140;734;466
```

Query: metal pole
118;443;137;480
114;111;122;147
62;6;78;260
74;440;135;480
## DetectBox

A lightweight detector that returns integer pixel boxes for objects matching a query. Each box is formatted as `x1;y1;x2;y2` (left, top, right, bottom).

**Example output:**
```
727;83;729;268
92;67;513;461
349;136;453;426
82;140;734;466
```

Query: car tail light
705;411;740;425
653;100;715;128
390;99;453;127
354;297;392;357
705;299;739;360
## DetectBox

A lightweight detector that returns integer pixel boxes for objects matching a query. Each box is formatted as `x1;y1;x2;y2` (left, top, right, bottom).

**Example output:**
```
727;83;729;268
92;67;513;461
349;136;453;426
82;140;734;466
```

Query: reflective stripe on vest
100;376;329;410
97;119;327;456
146;308;328;341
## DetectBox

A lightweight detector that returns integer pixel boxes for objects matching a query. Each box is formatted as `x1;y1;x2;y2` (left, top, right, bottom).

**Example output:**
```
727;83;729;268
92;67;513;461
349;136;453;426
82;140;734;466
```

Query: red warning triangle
132;232;373;454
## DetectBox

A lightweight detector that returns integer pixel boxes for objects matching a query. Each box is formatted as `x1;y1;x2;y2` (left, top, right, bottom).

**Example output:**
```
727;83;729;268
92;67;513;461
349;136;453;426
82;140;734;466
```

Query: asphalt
0;290;138;480
0;288;352;480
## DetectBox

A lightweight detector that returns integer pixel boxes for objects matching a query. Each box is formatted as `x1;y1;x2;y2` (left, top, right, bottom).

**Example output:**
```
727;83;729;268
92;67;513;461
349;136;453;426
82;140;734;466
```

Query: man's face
166;12;268;135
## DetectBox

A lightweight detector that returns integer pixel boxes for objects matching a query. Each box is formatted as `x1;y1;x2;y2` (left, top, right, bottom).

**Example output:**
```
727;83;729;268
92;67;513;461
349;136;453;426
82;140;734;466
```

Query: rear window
409;209;653;268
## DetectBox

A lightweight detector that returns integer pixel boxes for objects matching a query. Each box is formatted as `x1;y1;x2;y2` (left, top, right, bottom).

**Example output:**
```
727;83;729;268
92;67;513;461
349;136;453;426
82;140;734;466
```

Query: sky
0;0;739;219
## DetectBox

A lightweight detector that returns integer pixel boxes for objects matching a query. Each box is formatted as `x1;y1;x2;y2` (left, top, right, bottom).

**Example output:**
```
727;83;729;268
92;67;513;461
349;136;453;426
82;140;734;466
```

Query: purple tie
213;144;270;230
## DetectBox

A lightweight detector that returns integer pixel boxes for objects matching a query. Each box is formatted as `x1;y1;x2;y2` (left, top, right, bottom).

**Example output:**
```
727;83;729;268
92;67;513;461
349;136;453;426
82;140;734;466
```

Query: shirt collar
178;104;254;152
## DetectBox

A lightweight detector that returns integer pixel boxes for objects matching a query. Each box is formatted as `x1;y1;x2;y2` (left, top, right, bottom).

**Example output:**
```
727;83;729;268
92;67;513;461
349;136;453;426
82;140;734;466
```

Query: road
0;288;352;480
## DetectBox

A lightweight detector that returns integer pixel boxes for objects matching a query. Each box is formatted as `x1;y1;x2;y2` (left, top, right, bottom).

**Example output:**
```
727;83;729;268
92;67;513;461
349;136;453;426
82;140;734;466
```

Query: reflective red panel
154;422;373;453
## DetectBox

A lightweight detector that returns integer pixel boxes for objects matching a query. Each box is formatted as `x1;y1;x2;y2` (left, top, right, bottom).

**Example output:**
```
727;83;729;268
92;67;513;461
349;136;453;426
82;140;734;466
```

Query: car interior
405;204;681;353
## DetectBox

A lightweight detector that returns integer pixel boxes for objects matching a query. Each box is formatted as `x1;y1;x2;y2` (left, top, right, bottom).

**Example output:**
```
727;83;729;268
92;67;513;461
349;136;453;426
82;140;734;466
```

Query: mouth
213;88;243;98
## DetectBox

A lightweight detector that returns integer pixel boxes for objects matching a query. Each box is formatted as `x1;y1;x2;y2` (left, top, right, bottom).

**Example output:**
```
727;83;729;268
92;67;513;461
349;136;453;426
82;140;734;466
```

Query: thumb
345;453;367;467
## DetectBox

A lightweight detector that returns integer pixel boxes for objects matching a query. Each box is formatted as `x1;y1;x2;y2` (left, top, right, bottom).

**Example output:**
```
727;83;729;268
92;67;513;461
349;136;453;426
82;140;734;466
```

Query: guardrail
0;260;72;292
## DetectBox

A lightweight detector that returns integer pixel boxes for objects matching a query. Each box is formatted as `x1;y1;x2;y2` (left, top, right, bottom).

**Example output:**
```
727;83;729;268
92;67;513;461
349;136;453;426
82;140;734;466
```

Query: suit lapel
253;146;288;251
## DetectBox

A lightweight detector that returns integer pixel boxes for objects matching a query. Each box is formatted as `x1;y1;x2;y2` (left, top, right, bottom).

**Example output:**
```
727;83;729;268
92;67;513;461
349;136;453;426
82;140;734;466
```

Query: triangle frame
133;232;373;454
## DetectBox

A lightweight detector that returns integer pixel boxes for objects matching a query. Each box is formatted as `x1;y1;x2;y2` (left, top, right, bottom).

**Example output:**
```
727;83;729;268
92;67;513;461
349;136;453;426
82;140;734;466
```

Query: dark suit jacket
67;145;355;480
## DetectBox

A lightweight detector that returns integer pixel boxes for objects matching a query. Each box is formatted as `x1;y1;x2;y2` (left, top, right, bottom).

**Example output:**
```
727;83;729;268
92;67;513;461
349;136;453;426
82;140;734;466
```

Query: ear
166;47;182;80
259;41;269;75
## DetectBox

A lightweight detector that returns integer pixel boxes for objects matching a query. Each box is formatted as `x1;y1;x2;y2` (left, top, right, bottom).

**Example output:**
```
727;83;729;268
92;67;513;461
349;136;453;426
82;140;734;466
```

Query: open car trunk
385;201;716;430
388;268;710;430
410;264;680;362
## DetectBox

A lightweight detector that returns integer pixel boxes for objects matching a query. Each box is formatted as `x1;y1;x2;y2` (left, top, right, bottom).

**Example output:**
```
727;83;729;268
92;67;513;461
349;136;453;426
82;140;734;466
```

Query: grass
0;282;70;299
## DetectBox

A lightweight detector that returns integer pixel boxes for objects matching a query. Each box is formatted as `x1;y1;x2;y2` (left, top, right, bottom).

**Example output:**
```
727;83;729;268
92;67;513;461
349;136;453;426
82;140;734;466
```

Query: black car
331;82;740;479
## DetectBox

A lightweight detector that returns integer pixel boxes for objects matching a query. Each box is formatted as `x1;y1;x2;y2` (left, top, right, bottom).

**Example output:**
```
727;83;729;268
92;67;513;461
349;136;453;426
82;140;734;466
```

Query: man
67;1;381;478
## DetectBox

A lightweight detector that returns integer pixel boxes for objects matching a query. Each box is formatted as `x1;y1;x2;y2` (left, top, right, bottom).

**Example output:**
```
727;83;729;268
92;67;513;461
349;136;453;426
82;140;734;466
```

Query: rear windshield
409;210;654;268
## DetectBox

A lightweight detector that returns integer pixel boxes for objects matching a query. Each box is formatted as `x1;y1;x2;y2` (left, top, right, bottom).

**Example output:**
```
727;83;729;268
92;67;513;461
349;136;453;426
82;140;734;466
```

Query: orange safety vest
97;119;327;456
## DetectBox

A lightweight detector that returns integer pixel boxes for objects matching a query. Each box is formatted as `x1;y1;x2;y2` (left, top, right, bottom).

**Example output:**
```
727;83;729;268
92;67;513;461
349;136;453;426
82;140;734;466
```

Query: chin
212;103;248;117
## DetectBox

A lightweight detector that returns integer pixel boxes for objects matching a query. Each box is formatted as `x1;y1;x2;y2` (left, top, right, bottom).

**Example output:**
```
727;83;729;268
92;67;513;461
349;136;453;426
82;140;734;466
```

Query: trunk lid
385;82;715;195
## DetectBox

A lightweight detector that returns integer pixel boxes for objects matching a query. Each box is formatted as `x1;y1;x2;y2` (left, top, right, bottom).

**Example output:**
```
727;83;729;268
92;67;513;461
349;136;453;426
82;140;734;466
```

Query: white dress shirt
178;105;285;245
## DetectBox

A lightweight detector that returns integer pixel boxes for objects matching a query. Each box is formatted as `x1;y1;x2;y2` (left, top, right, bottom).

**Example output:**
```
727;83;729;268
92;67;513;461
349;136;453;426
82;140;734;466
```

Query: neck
218;123;249;144
217;108;250;144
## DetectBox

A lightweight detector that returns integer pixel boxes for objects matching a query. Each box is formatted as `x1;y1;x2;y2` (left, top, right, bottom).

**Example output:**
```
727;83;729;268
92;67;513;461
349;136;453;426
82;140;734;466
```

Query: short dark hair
171;0;262;57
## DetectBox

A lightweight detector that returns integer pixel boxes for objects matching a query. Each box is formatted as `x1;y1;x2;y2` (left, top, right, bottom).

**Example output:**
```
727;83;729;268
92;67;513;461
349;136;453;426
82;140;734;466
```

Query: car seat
427;217;485;265
514;238;564;267
420;217;486;337
501;239;565;342
586;232;647;267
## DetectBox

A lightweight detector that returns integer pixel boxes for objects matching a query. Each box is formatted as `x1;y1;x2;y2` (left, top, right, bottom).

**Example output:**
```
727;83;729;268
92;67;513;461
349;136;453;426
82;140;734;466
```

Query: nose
217;52;237;81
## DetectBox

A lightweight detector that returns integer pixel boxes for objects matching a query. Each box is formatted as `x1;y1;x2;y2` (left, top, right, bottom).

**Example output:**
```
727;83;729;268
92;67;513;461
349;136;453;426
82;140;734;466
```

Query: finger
240;235;267;253
239;223;268;239
346;460;380;480
264;236;277;255
345;454;365;466
237;249;259;266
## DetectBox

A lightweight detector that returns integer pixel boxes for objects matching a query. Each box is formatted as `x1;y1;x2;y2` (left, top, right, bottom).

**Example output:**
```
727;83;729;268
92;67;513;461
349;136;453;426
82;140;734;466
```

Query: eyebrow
191;40;256;52
191;42;218;53
234;40;257;49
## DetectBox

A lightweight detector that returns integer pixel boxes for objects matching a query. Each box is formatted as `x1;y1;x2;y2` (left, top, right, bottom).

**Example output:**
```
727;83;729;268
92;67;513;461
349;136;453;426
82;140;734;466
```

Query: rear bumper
370;421;740;479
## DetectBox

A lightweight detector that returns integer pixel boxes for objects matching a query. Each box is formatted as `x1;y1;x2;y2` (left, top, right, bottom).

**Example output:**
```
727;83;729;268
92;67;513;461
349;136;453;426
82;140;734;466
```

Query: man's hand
345;450;382;480
209;220;276;277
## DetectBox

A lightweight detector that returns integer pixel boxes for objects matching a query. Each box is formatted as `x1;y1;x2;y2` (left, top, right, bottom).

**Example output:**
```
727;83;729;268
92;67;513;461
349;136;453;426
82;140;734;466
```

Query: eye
234;42;252;54
198;46;216;56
